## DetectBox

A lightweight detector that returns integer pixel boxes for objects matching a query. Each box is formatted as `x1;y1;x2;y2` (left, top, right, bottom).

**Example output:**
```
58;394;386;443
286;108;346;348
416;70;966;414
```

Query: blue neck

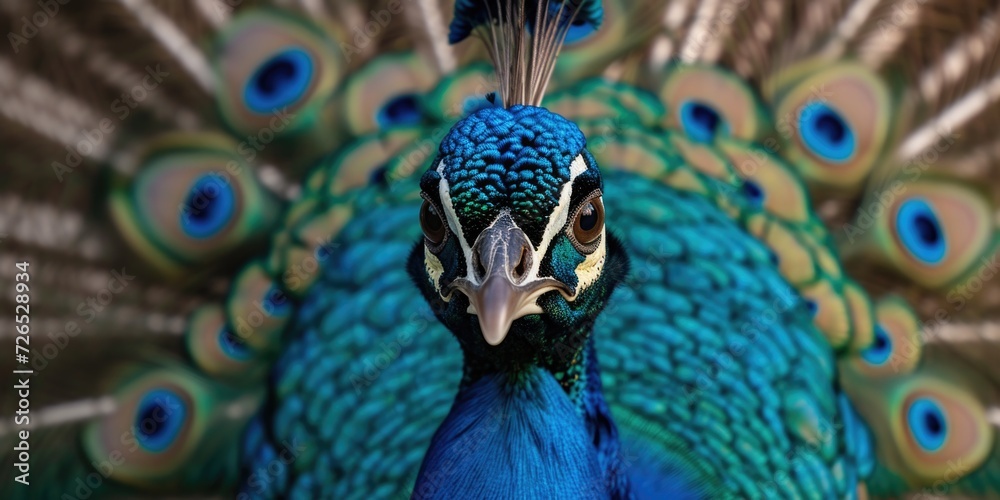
413;336;630;499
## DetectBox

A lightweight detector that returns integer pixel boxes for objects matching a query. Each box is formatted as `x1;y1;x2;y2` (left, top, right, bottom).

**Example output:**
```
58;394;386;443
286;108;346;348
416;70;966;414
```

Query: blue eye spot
908;397;947;452
180;175;237;239
219;328;252;361
741;180;765;207
562;16;599;44
377;93;423;127
244;48;314;114
679;100;728;143
862;325;893;365
264;285;292;317
134;389;188;453
524;3;599;45
369;163;390;187
798;101;855;163
896;198;946;265
805;299;818;317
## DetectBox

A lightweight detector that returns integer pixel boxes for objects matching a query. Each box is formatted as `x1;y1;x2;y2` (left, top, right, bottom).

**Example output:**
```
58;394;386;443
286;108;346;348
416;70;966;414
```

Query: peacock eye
570;194;604;251
420;200;447;247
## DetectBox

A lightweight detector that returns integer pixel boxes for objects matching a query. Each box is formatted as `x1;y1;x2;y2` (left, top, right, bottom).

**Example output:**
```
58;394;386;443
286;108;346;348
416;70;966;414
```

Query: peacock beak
450;214;571;346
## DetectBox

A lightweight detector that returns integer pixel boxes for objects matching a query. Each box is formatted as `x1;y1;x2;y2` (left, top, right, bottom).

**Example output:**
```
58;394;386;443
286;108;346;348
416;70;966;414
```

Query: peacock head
408;105;629;368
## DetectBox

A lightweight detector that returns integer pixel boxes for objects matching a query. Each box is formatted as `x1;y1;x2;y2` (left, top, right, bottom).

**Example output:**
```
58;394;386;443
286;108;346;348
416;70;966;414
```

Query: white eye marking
533;154;590;276
571;226;607;299
424;246;446;297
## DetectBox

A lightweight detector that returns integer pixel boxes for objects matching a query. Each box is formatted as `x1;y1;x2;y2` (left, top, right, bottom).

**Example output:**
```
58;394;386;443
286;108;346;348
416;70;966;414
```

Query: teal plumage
242;127;870;496
2;1;1000;499
242;177;462;498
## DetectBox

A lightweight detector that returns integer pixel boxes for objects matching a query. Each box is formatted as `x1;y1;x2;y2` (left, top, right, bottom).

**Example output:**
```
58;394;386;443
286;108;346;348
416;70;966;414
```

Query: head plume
448;0;604;106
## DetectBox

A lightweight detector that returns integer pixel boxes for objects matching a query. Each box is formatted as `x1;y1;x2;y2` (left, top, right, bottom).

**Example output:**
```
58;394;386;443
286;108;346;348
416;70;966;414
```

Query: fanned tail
4;0;1000;498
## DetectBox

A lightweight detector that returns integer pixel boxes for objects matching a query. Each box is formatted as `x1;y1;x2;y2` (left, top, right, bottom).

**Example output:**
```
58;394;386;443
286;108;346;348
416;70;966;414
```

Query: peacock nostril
469;213;534;284
512;246;528;280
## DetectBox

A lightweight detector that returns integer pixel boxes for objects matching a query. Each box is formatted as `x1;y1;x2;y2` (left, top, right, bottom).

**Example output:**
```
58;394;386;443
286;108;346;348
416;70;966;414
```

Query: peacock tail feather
0;0;999;499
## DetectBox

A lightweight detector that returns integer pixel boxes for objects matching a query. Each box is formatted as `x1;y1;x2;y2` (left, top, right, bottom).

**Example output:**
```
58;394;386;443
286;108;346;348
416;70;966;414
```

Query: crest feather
449;0;603;106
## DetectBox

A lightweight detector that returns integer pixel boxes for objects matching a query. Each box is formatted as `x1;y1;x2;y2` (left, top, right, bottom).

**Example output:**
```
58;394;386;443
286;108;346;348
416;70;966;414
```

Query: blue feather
413;367;605;499
243;47;314;114
622;443;719;500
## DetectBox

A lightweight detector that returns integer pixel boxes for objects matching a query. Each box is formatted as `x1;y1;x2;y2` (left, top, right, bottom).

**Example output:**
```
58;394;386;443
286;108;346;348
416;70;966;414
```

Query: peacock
2;0;1000;498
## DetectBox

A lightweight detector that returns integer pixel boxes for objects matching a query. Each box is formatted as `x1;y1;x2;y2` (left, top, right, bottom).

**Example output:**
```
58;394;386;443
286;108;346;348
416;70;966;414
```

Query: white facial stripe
526;154;591;283
570;153;588;177
571;227;607;299
436;160;476;283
